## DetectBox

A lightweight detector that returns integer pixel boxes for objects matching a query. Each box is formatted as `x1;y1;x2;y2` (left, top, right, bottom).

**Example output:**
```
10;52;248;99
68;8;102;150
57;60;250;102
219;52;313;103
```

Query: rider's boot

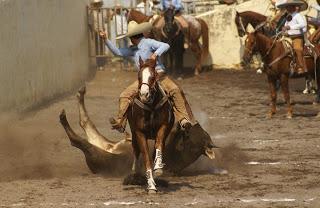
296;51;307;75
109;98;130;133
170;88;193;131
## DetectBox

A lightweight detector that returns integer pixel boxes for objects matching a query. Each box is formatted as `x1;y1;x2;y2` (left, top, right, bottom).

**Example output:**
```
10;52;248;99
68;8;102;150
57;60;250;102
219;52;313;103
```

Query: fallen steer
59;86;216;176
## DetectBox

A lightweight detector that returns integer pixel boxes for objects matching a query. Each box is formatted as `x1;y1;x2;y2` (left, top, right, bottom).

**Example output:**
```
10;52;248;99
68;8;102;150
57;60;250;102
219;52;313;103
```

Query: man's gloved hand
99;30;108;39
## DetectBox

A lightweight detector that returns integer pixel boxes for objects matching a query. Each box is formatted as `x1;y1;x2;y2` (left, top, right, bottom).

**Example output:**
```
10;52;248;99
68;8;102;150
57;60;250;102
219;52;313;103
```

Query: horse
127;58;174;193
127;9;154;23
153;7;209;75
235;10;316;94
235;11;269;37
242;30;320;118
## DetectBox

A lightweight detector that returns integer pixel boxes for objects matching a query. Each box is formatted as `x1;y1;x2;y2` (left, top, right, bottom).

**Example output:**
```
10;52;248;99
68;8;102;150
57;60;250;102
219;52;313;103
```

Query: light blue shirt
160;0;183;11
105;38;170;72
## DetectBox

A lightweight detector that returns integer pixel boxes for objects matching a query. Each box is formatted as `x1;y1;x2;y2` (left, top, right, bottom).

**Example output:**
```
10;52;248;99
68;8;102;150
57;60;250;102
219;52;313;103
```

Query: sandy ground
0;67;319;208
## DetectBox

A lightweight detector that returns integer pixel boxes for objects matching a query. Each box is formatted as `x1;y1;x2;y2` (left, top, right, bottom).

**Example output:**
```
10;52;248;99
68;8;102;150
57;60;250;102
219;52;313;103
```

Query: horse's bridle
238;15;246;34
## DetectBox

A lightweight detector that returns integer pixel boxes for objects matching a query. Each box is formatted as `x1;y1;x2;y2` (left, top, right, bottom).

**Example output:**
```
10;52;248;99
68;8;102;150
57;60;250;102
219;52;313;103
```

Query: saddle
276;37;319;71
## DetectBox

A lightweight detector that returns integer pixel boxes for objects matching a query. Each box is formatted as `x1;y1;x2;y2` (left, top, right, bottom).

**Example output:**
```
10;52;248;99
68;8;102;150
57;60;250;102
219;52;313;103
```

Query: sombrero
276;0;308;11
116;21;152;39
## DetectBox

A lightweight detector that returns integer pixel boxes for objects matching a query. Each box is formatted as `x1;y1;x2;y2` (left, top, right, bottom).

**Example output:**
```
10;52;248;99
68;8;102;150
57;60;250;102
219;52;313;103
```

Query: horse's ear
246;23;255;33
139;56;144;69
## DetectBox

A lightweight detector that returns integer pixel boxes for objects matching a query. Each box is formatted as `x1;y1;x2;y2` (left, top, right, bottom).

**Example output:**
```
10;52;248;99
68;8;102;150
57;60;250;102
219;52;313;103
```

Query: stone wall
0;0;91;112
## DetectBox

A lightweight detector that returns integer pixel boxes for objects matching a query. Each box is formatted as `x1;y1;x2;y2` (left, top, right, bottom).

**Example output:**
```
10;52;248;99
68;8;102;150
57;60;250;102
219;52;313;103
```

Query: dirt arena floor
0;66;319;208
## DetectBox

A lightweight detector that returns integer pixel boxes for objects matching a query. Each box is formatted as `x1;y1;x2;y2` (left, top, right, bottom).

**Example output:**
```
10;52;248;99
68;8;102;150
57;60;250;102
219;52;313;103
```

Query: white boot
154;149;164;170
146;169;157;192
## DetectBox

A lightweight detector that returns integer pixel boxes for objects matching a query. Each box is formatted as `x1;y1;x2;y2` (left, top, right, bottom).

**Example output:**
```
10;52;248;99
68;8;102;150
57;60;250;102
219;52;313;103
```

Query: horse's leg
190;41;202;76
314;64;320;104
136;132;157;193
153;125;168;177
131;135;141;174
280;74;292;119
267;76;277;118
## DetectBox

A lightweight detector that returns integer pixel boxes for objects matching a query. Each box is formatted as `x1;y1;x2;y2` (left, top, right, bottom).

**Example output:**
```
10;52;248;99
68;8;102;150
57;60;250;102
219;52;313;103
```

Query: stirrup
109;117;125;133
179;119;192;131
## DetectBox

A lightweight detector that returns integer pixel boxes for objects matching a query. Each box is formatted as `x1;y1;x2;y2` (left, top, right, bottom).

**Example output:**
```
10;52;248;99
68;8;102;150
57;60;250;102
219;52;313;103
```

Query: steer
59;86;216;175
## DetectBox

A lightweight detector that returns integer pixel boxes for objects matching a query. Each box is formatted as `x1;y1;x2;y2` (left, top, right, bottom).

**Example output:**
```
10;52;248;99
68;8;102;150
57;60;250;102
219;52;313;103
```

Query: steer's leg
136;132;156;193
280;74;292;119
154;125;168;177
267;76;277;118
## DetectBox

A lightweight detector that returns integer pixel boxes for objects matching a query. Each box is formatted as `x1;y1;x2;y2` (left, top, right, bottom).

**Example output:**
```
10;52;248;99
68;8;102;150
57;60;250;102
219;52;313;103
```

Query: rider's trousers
292;36;307;72
117;75;194;124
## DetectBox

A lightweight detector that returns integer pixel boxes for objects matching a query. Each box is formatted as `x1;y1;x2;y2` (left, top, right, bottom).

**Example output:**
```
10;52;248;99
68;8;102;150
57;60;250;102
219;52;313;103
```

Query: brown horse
127;9;154;23
236;11;316;94
153;7;209;75
127;58;174;193
242;31;320;118
235;11;269;37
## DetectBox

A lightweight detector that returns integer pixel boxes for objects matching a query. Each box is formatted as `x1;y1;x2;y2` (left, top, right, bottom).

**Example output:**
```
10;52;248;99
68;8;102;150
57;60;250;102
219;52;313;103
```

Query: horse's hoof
154;169;163;178
303;89;309;94
148;189;157;194
287;114;293;119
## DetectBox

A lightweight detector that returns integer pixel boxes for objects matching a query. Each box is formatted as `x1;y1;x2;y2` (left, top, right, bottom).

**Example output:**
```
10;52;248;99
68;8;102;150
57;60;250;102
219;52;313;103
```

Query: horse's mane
238;11;268;22
139;58;155;69
128;9;153;23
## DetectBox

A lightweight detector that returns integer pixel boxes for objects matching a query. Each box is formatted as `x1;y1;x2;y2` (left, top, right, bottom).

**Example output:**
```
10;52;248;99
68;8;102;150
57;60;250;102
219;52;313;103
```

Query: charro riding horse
235;11;270;37
127;58;174;193
128;8;209;75
235;10;316;94
153;7;209;75
242;30;320;118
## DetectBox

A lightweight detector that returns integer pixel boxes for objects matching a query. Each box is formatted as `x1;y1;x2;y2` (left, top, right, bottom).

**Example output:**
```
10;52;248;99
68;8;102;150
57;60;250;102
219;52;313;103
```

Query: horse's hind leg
314;66;320;104
190;41;202;76
280;74;292;119
267;76;278;118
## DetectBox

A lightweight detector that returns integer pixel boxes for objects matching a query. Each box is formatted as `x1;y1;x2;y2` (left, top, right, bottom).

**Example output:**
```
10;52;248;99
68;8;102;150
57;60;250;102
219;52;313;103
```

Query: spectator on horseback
99;21;195;133
279;0;308;75
159;0;190;48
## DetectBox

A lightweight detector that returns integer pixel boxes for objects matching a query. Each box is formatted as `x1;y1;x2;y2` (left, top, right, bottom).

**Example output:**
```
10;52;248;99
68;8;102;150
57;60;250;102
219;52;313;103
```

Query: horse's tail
197;18;209;61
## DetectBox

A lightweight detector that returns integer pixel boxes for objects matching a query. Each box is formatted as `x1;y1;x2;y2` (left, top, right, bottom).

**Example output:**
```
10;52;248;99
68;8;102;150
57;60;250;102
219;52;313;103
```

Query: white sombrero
276;0;308;11
116;21;152;40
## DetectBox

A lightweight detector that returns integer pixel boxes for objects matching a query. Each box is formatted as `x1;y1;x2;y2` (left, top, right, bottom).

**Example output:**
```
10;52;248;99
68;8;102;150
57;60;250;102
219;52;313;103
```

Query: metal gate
87;5;133;68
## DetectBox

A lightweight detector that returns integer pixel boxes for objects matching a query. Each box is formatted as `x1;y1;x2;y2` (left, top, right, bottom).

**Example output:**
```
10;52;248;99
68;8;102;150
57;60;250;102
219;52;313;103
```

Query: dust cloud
0;114;87;182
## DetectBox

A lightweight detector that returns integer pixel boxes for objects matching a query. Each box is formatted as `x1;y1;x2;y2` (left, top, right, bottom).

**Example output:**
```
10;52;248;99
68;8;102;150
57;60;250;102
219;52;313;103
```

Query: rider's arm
147;39;170;57
105;39;134;57
173;0;182;11
289;14;307;30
